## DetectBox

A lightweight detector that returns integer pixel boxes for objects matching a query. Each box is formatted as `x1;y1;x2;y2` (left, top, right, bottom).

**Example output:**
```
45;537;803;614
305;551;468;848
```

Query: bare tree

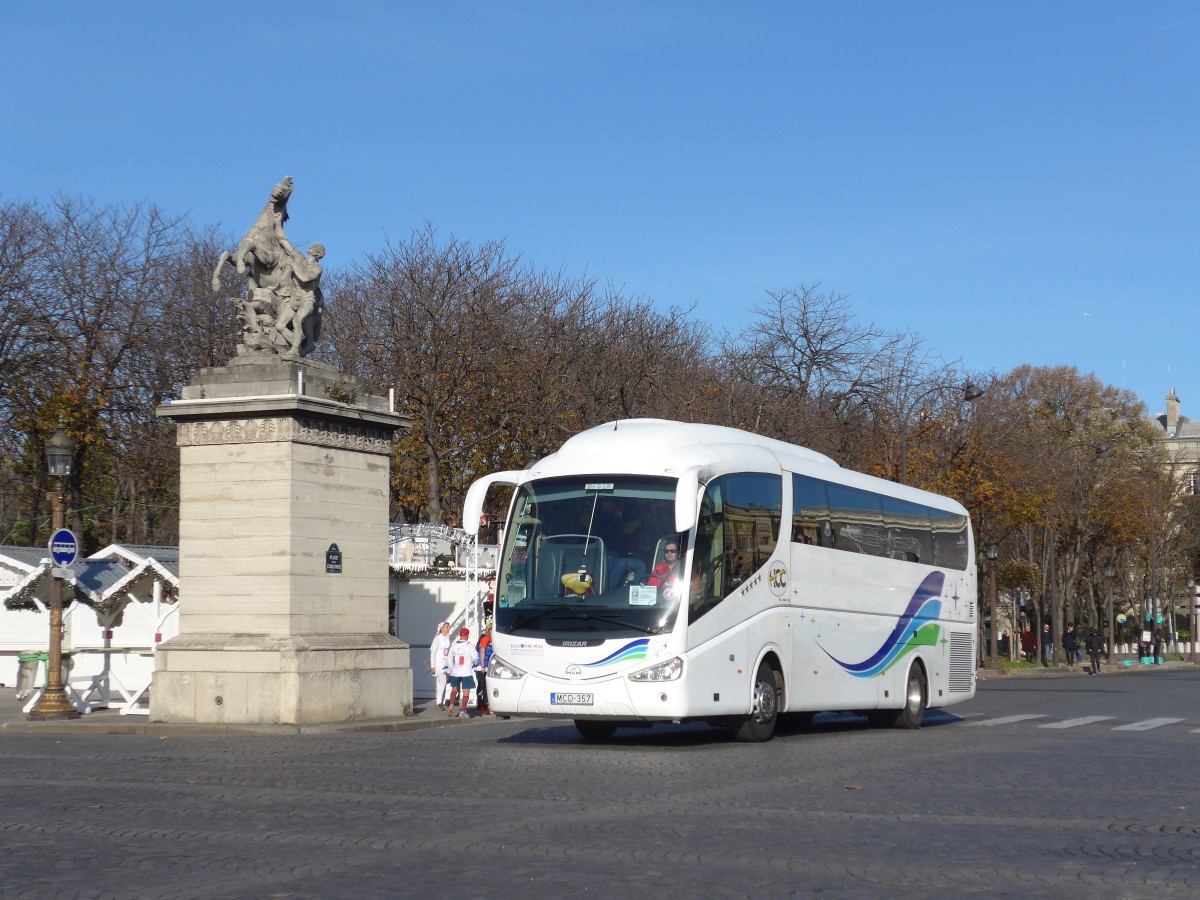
0;200;48;415
861;330;964;485
718;285;898;461
2;196;190;548
0;199;51;542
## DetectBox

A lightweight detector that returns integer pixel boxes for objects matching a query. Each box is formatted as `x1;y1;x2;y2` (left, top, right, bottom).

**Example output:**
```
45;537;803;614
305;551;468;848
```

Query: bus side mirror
675;467;702;533
462;471;524;536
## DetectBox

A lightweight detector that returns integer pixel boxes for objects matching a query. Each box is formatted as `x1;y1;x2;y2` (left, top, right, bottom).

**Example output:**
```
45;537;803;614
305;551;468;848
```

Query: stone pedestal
152;357;412;724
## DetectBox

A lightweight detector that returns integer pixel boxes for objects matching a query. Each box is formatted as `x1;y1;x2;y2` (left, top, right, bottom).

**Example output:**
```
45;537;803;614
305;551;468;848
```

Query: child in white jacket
445;627;479;718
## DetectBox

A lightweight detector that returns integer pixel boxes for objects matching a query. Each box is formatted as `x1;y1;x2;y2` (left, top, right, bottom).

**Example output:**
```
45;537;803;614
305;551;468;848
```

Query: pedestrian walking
1041;623;1053;666
1020;628;1036;664
1153;628;1164;665
1084;628;1104;675
446;627;479;718
1062;623;1078;668
430;621;451;708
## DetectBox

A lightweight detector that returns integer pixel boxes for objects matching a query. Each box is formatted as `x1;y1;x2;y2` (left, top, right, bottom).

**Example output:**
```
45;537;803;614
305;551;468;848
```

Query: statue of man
271;223;325;358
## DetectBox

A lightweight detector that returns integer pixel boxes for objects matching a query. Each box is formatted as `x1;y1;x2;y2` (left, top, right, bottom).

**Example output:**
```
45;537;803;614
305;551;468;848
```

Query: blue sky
4;2;1198;418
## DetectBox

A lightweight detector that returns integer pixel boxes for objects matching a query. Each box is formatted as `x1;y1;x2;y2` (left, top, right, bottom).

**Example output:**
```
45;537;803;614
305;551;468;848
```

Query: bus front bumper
486;671;690;721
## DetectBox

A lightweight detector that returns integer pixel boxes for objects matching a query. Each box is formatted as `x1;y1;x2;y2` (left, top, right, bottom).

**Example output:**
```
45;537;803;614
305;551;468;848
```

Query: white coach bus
462;419;976;742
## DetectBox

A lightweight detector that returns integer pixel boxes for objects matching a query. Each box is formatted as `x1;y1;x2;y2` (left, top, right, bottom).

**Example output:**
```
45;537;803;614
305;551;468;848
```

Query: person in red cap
445;626;479;718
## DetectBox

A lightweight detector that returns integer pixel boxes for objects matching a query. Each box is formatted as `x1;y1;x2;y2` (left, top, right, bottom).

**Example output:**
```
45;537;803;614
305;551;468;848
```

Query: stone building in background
1154;390;1200;494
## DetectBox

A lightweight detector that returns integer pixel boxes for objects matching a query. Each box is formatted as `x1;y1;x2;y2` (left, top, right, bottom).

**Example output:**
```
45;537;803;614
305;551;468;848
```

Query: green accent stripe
879;624;940;676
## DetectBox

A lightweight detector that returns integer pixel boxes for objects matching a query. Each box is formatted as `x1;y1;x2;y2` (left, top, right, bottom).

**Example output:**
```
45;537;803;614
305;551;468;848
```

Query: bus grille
948;631;974;692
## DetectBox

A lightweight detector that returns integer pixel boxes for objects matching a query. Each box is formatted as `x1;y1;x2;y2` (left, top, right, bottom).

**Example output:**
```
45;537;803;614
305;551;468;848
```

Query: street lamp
28;424;81;721
985;540;999;667
1104;560;1117;662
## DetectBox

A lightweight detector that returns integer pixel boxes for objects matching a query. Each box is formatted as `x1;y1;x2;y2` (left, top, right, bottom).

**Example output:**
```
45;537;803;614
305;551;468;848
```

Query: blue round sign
48;528;78;567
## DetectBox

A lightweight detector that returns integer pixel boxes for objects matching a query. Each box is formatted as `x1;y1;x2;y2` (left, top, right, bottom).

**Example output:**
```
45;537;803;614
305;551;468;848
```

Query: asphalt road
1;667;1198;899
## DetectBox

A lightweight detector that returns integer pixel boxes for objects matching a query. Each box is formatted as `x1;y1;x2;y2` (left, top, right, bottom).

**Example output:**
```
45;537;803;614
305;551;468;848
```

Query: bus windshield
494;475;686;638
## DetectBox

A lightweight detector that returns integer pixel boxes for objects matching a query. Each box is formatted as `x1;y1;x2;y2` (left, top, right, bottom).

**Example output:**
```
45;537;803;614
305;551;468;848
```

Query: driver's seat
536;534;605;597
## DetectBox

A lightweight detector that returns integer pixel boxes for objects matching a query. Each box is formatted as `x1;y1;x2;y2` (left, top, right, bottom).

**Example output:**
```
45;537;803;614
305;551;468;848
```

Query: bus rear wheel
575;720;618;741
731;660;781;742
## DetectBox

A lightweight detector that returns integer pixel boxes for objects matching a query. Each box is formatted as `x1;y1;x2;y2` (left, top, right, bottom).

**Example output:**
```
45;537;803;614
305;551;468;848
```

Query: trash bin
15;651;48;701
14;651;73;701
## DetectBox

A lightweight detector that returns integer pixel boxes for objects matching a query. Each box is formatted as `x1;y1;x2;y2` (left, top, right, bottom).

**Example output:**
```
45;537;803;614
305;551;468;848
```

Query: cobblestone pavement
1;669;1197;899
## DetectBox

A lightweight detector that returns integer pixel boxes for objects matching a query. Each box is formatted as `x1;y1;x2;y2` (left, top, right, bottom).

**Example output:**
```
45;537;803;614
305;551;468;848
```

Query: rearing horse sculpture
212;175;294;295
212;176;314;356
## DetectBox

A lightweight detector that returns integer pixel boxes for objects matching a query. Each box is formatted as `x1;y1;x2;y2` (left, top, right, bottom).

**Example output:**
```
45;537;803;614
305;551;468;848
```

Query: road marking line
963;714;1048;727
1111;718;1185;731
1038;716;1116;729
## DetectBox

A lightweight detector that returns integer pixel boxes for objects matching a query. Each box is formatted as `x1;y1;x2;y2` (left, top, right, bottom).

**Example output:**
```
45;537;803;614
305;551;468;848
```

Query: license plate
550;692;593;706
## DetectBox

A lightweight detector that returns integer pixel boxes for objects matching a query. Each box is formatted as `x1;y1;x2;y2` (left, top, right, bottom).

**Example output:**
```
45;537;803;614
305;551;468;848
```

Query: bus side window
791;475;831;547
930;509;969;570
827;483;884;556
882;496;931;563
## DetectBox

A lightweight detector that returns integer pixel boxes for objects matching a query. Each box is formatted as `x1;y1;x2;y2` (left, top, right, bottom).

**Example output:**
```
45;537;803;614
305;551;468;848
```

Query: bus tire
575;720;618;740
731;660;781;742
875;664;927;729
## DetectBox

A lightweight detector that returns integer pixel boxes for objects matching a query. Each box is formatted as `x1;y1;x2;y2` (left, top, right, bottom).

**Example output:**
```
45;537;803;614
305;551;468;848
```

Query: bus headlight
487;655;526;680
628;656;683;682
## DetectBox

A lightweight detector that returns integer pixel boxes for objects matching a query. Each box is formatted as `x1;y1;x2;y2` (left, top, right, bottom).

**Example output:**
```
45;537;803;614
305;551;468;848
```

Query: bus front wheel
731;660;781;742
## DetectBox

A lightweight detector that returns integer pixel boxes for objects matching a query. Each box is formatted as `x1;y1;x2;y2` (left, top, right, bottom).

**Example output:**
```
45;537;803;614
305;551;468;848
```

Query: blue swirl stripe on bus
818;572;946;678
573;638;651;668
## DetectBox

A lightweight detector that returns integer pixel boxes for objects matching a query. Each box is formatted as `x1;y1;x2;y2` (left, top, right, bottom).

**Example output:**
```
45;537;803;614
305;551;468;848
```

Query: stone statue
212;176;325;358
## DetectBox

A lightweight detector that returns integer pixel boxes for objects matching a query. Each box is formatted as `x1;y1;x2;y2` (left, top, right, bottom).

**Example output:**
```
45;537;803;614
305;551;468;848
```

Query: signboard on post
48;528;78;567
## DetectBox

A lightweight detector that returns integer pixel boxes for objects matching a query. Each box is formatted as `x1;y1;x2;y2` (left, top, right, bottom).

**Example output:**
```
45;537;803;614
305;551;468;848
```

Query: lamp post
28;425;81;721
1104;560;1116;662
1189;575;1197;665
985;540;999;667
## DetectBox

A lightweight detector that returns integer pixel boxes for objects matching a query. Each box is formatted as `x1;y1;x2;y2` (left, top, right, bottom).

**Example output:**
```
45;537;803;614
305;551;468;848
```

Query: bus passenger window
792;475;831;547
827;483;885;557
882;496;931;564
930;509;969;571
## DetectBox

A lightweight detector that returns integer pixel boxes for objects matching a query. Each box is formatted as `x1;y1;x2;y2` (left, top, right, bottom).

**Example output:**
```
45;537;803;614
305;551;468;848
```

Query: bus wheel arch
731;654;783;743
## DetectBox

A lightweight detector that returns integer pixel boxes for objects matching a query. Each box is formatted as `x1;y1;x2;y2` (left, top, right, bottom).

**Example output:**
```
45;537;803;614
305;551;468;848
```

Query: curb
0;703;508;736
976;660;1198;681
